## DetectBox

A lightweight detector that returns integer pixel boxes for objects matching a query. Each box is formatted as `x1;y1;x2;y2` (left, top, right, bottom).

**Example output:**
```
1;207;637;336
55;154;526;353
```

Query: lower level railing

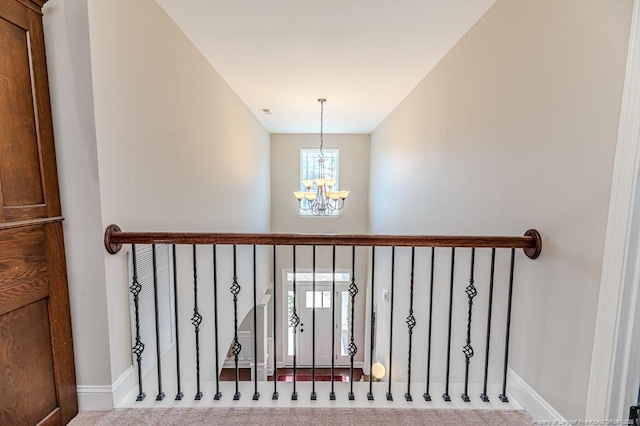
104;225;541;404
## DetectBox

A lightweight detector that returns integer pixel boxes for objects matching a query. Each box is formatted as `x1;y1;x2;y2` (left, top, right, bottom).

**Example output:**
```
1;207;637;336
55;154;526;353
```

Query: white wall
43;0;113;397
270;134;370;366
271;134;369;235
44;0;271;408
369;0;632;419
87;0;271;390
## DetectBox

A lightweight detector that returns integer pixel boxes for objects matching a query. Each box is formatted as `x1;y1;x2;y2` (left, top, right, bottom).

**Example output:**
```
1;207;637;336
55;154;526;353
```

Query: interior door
0;0;77;424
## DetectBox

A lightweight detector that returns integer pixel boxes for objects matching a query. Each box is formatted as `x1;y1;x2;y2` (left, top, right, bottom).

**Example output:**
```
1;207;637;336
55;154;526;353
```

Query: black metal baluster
348;246;358;401
387;247;396;401
499;249;516;403
253;245;260;401
443;247;455;402
231;245;242;401
130;245;146;401
152;245;165;401
272;245;279;400
461;248;477;402
424;247;435;402
213;245;222;400
291;245;300;401
480;248;496;402
192;245;203;400
330;246;336;401
311;245;317;401
368;246;375;401
172;245;183;400
405;247;416;402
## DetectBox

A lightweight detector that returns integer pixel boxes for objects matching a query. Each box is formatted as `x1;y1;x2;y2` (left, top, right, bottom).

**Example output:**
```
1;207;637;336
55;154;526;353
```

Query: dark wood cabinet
0;0;77;424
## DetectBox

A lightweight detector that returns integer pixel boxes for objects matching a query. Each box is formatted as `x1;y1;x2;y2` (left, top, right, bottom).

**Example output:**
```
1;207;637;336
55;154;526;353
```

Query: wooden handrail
104;225;542;259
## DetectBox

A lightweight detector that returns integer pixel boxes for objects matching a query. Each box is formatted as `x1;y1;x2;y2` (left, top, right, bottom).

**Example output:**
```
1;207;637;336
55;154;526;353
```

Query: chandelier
293;98;349;216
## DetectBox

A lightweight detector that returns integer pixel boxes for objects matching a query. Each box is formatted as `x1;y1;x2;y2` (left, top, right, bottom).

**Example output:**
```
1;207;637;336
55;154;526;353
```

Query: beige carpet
69;407;534;425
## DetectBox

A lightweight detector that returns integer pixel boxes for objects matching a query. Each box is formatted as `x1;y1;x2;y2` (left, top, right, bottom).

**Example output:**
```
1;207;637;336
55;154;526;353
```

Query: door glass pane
341;290;349;356
322;291;331;309
288;291;294;356
286;272;350;282
305;290;331;308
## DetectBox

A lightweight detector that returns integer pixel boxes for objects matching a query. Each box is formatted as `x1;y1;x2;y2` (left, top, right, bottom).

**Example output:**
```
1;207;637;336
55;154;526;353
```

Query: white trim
112;366;137;408
588;0;640;420
507;368;564;421
77;366;135;411
267;337;275;375
76;385;112;411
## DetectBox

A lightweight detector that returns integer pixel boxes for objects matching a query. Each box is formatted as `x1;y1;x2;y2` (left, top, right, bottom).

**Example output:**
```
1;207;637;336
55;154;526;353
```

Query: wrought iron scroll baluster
499;249;516;403
424;247;435;402
405;247;416;402
213;245;222;401
443;247;455;402
461;248;477;402
631;405;640;425
480;248;496;402
387;246;396;401
192;245;203;400
348;246;358;401
291;245;299;401
253;245;260;400
152;244;165;401
231;245;242;401
272;245;279;400
311;245;317;401
130;244;146;401
631;381;640;426
368;246;375;401
172;245;183;400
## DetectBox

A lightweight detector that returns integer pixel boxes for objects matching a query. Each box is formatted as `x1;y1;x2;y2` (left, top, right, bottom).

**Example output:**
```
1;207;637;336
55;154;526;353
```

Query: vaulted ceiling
155;0;497;133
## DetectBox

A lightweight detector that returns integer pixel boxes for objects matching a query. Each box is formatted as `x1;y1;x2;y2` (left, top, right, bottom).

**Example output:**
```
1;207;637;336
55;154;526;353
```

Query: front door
298;284;333;366
285;283;353;367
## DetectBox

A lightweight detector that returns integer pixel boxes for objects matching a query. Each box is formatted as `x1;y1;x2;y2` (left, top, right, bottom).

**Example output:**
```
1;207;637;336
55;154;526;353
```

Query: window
299;148;340;216
305;291;332;309
286;272;350;282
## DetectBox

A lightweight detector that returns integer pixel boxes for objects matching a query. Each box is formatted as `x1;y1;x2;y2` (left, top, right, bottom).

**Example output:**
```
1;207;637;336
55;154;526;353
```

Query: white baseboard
223;360;252;368
77;385;113;411
508;368;564;421
276;361;362;369
77;366;135;411
112;366;137;407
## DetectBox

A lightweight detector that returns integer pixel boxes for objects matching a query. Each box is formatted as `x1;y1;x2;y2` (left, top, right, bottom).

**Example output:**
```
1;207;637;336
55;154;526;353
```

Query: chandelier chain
319;98;324;157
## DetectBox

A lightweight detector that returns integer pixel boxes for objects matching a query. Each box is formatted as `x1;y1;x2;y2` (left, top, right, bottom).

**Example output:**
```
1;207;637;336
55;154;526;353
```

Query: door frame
587;0;640;418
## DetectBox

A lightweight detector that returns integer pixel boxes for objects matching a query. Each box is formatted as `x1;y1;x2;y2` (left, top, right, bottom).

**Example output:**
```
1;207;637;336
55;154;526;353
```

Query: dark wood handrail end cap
105;224;122;254
523;229;542;259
